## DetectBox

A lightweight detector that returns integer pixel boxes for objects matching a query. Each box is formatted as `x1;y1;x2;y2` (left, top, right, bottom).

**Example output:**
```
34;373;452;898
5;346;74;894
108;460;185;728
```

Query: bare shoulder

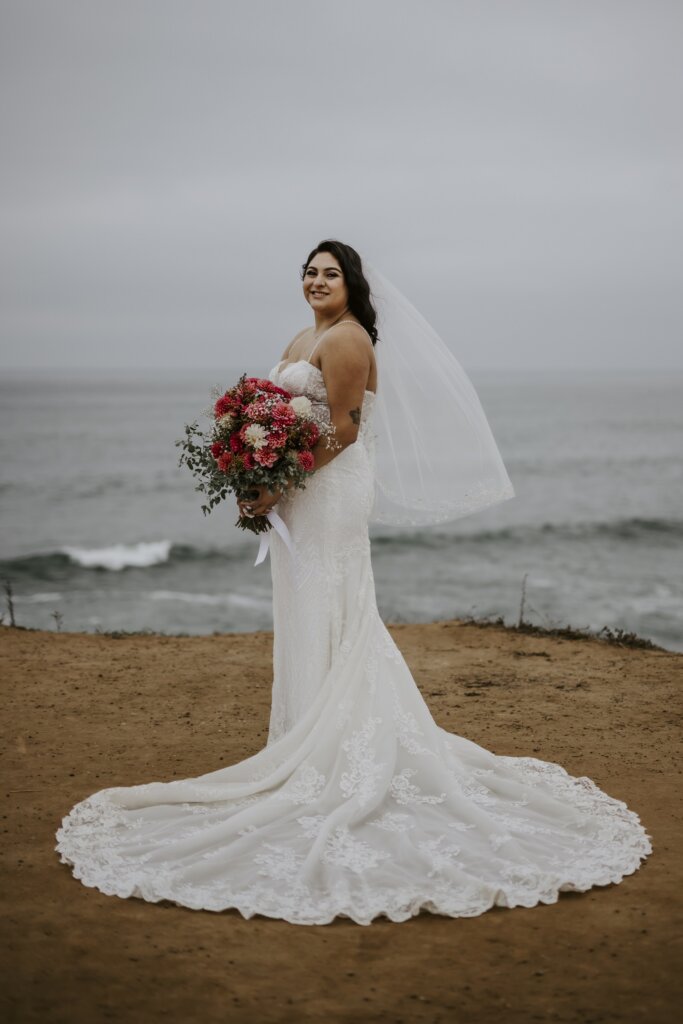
318;321;373;368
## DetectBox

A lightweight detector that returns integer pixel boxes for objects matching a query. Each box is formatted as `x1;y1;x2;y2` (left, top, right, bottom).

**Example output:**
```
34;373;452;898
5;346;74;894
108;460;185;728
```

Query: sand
1;619;681;1024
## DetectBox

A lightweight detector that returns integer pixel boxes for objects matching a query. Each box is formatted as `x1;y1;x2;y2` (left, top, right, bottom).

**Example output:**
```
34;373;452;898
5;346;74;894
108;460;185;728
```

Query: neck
313;307;350;336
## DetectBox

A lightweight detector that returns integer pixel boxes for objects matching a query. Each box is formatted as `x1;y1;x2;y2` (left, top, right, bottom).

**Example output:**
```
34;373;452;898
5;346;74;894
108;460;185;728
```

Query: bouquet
176;375;324;534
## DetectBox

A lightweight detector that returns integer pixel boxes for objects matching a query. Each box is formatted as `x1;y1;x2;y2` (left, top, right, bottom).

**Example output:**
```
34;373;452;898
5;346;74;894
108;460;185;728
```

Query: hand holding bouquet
176;375;323;534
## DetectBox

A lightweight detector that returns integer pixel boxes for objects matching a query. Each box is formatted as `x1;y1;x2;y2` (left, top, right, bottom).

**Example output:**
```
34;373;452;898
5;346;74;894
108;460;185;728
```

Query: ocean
1;366;681;651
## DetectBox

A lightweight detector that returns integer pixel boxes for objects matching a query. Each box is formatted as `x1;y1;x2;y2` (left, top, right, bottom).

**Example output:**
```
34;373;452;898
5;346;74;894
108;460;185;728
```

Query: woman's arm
312;326;372;471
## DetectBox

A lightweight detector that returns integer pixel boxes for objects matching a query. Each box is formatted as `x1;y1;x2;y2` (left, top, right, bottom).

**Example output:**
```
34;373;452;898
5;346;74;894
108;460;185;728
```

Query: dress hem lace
55;839;652;927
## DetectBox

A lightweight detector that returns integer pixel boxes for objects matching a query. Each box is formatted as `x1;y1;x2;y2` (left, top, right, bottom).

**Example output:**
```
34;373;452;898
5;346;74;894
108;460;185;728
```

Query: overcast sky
1;0;681;372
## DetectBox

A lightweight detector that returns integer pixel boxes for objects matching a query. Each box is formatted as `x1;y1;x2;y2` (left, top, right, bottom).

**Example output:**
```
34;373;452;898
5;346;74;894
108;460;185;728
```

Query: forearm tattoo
349;407;361;425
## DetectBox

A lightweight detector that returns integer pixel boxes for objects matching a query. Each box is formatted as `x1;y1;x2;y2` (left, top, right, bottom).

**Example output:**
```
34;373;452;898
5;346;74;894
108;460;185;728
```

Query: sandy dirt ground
1;620;682;1024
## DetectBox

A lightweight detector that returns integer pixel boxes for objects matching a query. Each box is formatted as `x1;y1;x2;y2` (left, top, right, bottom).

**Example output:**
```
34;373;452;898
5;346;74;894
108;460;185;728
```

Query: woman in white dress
56;240;652;925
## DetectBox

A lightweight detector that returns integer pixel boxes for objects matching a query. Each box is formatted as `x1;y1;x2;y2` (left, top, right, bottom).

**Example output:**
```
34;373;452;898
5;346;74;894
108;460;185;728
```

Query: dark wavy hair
301;239;378;346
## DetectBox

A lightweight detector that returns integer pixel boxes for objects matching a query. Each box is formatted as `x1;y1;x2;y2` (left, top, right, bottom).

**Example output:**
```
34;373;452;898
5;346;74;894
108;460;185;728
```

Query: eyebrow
306;265;341;272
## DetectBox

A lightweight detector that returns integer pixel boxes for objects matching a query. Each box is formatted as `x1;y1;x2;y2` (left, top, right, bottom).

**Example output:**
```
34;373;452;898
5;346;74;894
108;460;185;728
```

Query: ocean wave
62;540;173;570
1;516;679;582
0;540;247;580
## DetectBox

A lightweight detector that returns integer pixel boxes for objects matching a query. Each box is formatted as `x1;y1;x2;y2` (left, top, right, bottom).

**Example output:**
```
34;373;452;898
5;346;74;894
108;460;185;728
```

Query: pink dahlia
254;448;279;468
267;429;288;449
297;450;315;471
272;402;297;426
245;400;270;423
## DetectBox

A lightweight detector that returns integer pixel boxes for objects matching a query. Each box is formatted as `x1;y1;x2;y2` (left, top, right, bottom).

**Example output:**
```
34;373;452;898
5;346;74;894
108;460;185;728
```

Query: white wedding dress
55;359;652;925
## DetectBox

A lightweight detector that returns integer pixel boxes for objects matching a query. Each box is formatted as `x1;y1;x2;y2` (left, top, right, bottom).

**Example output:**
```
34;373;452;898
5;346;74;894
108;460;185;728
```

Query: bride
56;240;652;925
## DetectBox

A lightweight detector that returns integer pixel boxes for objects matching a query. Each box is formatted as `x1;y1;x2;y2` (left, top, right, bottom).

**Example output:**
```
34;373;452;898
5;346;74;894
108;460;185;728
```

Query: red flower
242;452;255;470
260;380;291;399
246;377;290;397
216;451;233;473
267;429;287;449
229;433;244;454
245;400;270;423
214;394;237;418
297;450;315;471
272;402;297;426
211;441;226;458
303;421;319;445
254;448;279;468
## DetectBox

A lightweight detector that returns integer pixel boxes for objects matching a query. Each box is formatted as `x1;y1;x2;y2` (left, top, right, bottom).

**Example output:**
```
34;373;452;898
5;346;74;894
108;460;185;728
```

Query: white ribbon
254;509;294;566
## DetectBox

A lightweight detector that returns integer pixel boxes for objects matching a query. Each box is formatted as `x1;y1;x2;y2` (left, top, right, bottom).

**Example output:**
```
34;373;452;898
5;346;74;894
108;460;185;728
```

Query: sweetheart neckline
274;359;376;397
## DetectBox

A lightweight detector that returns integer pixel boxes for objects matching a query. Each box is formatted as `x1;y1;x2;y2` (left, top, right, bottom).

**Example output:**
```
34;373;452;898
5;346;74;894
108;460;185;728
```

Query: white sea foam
63;540;172;570
14;592;63;603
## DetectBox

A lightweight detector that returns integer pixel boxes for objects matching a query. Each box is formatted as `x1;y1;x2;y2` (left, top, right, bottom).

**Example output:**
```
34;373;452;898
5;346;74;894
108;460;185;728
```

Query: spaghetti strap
307;319;371;364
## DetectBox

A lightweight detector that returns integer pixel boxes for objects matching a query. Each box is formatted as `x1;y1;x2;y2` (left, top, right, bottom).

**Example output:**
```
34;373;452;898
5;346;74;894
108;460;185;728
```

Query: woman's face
303;252;348;314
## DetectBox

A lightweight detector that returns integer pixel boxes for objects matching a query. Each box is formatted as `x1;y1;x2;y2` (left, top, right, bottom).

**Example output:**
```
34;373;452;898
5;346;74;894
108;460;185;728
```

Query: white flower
243;424;268;450
218;413;234;430
289;395;312;418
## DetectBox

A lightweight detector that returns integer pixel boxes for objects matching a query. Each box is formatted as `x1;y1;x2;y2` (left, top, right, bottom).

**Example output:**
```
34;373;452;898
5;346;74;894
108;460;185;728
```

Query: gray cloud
1;0;681;371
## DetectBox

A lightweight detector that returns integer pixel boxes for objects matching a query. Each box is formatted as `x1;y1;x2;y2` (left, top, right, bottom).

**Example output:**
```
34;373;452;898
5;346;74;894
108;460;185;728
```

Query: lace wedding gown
55;358;652;925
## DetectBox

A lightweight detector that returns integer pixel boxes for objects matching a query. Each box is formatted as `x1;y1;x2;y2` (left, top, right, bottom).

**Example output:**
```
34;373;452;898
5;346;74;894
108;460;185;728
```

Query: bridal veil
361;259;515;528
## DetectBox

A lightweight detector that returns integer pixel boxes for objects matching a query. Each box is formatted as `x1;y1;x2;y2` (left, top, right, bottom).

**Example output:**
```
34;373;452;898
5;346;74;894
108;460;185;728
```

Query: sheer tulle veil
360;258;515;527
